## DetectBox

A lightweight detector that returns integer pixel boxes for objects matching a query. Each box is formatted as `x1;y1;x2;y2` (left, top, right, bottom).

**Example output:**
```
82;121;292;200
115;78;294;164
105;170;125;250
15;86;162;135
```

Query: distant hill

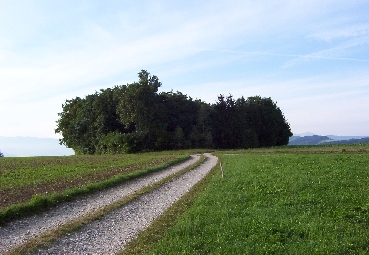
327;135;369;141
289;135;333;145
320;137;369;145
0;136;74;157
289;134;369;146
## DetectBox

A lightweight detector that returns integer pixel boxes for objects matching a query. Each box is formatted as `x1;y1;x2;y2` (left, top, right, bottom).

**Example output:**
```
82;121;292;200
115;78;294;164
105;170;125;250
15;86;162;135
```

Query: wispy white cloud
201;48;369;64
282;35;369;68
310;23;369;41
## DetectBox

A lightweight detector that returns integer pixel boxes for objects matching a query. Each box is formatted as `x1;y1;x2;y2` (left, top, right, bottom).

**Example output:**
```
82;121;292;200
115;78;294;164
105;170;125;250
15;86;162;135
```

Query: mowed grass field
125;144;369;254
0;151;190;223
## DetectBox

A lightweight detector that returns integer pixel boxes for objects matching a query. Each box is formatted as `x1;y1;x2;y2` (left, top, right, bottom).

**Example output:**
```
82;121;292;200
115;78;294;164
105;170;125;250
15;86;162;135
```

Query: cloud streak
201;48;369;63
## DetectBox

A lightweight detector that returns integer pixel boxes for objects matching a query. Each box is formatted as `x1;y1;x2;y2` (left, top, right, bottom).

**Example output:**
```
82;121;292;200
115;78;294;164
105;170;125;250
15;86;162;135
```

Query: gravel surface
0;154;201;254
34;153;218;255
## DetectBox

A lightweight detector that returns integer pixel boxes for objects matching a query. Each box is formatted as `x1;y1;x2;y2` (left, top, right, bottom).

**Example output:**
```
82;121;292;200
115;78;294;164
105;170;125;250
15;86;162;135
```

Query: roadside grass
129;145;369;254
0;151;190;224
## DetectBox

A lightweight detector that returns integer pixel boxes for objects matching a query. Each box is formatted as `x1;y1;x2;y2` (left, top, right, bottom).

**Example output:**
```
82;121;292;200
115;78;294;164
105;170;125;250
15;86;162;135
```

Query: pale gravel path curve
0;154;201;254
34;153;218;255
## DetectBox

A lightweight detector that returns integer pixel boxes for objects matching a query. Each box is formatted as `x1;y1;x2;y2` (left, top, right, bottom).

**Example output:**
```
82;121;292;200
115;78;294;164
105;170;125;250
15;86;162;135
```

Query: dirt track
0;153;218;254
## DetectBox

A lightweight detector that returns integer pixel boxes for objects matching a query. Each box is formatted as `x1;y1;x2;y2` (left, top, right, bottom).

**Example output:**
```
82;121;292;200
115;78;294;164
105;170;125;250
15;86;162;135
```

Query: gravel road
33;153;218;255
0;154;203;254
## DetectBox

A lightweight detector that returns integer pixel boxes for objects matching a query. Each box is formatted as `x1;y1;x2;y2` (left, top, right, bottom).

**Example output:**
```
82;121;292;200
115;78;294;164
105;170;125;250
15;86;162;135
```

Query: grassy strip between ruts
118;155;219;255
6;154;206;255
0;155;189;225
129;146;369;254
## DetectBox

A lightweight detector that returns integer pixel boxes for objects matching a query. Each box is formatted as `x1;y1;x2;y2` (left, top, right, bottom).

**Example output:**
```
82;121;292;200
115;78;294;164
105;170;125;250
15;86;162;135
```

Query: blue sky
1;0;369;138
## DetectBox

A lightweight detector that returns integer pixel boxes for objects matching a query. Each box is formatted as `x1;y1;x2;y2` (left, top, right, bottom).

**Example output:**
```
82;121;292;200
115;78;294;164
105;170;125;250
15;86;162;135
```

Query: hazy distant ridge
0;136;74;157
1;134;368;156
289;134;369;146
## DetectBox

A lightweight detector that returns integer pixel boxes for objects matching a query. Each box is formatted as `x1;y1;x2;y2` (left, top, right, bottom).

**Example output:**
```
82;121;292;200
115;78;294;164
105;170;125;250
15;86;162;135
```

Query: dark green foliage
211;95;292;149
55;86;128;154
0;150;4;157
55;70;292;154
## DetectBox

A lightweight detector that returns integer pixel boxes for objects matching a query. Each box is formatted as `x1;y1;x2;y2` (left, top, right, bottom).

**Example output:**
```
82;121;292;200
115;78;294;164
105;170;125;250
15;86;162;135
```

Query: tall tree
235;97;259;148
242;96;292;147
191;100;213;148
55;96;96;154
211;95;292;149
116;70;162;150
211;94;239;149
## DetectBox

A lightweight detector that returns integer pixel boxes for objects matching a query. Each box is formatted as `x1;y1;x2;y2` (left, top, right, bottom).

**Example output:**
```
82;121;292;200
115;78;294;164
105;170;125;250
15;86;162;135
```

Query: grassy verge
6;155;206;255
130;145;369;254
0;153;189;225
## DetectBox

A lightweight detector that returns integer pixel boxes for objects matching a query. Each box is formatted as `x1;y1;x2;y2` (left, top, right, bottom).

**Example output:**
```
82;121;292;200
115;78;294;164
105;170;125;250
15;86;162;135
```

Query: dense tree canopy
55;70;292;154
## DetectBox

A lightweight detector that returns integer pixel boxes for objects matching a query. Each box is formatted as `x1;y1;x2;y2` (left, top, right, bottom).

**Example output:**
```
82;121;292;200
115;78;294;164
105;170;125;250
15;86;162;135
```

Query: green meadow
123;145;369;254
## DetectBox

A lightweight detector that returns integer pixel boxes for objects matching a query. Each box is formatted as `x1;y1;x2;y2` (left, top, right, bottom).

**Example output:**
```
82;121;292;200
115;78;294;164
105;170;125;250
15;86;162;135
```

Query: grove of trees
55;70;292;154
